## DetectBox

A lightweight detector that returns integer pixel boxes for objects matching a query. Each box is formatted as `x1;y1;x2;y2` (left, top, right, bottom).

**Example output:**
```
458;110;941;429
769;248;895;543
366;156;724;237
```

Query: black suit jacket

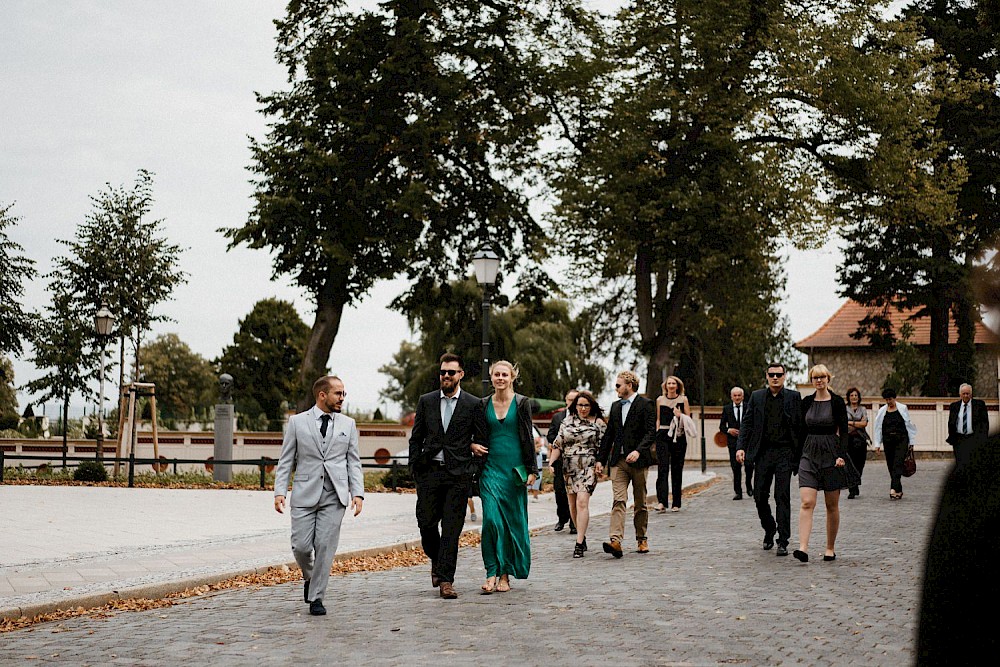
719;402;746;448
408;388;481;476
736;387;803;466
547;408;568;445
598;394;656;468
946;398;989;447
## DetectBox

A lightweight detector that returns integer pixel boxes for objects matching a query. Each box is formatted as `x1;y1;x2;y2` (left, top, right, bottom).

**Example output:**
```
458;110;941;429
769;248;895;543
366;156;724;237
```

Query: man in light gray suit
274;375;364;616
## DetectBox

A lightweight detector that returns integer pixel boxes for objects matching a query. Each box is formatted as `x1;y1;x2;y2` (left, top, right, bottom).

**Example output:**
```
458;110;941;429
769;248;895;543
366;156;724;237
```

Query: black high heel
823;553;836;562
573;543;584;558
793;549;809;563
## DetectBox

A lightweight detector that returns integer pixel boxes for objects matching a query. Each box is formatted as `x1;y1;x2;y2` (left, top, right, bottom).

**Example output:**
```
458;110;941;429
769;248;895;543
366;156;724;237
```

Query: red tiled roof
795;299;999;349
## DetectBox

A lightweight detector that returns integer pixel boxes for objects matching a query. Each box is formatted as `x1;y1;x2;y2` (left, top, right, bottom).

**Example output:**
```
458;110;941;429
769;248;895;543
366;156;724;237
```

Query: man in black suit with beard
736;363;803;557
409;352;480;599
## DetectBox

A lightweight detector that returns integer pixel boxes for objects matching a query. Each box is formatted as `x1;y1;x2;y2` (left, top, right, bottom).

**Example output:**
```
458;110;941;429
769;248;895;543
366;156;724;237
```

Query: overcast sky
2;1;844;418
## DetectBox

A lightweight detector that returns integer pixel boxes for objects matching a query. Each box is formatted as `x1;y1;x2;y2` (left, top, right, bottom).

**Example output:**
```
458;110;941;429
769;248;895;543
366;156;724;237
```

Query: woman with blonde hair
793;364;859;563
471;360;537;593
654;375;690;512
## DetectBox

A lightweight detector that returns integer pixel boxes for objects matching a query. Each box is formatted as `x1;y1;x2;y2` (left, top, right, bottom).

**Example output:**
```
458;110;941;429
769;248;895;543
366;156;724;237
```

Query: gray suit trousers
291;476;347;603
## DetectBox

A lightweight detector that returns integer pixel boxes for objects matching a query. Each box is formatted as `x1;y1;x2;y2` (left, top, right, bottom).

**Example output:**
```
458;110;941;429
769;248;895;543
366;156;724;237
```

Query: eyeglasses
439;369;460;376
767;372;784;378
576;402;591;409
811;375;828;381
328;390;347;398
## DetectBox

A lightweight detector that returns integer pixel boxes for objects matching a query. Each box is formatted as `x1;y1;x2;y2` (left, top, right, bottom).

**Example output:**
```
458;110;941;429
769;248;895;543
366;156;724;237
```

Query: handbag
901;446;916;477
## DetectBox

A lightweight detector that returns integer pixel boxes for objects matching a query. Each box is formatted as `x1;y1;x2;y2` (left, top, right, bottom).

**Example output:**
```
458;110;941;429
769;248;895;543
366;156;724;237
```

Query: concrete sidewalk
0;467;715;620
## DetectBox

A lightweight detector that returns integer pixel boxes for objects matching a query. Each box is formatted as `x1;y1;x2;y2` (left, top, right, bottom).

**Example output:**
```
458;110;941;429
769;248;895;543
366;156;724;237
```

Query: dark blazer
946;398;989;447
472;393;539;477
736;387;803;466
718;402;746;448
408;388;481;476
597;394;656;468
798;392;849;462
547;408;568;445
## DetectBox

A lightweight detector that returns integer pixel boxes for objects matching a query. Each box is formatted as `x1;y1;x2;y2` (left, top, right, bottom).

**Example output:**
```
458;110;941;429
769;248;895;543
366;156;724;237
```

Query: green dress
480;399;531;579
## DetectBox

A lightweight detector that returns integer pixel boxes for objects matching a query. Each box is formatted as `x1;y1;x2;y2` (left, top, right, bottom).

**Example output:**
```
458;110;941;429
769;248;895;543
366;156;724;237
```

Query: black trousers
552;458;572;525
752;446;793;547
847;435;868;494
883;433;908;494
655;431;687;508
414;465;473;584
727;441;753;496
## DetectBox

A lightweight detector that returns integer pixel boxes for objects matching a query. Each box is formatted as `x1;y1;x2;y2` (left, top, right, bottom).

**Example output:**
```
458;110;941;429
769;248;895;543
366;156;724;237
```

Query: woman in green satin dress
471;360;538;594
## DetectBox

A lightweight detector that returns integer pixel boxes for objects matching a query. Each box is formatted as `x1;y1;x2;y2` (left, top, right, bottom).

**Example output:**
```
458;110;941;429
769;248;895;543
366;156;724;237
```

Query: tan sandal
496;575;511;593
480;576;497;595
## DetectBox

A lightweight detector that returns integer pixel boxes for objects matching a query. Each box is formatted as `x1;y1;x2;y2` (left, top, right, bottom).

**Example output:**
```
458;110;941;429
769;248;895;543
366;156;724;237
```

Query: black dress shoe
569;523;577;535
554;522;566;531
763;534;775;550
309;599;327;616
823;553;836;562
793;549;808;563
304;579;310;603
776;545;789;557
733;494;742;500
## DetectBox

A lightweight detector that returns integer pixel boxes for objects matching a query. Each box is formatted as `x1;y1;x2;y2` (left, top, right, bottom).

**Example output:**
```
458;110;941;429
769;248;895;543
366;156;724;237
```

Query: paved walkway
0;461;950;665
0;467;713;621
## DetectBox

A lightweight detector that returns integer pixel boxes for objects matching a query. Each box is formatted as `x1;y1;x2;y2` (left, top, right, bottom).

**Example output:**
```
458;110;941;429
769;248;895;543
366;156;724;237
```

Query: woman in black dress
793;365;859;563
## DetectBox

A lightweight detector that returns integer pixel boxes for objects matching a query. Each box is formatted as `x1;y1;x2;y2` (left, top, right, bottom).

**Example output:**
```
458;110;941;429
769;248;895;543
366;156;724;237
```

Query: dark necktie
320;414;331;438
964;404;970;435
735;405;740;423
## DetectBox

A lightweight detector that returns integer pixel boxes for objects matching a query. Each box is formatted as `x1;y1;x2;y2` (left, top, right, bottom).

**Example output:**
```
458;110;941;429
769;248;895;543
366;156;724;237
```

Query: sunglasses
615;383;623;388
767;372;784;378
812;375;828;381
439;369;460;377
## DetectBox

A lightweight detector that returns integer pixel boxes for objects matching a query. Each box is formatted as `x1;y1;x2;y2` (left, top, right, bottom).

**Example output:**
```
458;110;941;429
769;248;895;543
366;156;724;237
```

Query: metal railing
0;451;411;490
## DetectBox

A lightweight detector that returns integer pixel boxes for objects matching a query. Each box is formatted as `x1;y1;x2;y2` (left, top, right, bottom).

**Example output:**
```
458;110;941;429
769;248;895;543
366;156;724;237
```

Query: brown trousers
609;460;649;542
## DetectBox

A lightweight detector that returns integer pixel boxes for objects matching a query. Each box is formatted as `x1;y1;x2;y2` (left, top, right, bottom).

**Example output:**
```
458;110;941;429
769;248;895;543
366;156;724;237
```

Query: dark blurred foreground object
916;437;1000;664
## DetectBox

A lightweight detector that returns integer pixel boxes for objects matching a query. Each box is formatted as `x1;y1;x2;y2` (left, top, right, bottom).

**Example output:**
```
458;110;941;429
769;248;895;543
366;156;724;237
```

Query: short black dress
799;400;861;492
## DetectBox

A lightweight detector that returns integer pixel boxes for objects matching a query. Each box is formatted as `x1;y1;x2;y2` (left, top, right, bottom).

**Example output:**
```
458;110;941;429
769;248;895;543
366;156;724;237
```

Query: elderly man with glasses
736;362;804;557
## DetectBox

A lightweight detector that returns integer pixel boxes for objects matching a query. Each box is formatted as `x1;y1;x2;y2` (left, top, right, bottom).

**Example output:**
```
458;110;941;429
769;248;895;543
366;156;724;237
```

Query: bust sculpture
218;373;234;404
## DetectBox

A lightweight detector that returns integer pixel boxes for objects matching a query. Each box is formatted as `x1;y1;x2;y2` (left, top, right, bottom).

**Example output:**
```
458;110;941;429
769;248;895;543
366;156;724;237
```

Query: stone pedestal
213;403;234;482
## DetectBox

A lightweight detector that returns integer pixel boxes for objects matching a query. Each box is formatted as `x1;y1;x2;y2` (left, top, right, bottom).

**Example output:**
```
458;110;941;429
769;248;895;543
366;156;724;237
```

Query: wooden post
148;388;160;473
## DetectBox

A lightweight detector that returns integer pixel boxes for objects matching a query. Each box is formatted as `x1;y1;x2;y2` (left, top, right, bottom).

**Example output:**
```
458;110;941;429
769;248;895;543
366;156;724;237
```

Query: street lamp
94;301;115;461
472;245;500;396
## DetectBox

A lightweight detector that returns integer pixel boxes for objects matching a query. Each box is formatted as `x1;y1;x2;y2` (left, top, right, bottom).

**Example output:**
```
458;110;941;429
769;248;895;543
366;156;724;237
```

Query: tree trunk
635;244;689;398
296;274;349;412
952;258;977;393
926;296;951;397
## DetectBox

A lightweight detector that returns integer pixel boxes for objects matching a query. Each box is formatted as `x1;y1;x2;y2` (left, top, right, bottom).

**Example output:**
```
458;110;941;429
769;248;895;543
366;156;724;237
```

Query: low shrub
379;463;415;489
73;460;109;482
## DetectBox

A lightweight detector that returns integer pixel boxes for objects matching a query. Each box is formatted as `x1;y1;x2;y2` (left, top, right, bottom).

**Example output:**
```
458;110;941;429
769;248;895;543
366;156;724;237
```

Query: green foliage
50;169;186;385
0;357;18;423
226;1;561;409
379;463;415;490
73;460;109;482
140;333;216;421
216;298;310;423
884;324;930;396
381;278;605;411
0;202;37;357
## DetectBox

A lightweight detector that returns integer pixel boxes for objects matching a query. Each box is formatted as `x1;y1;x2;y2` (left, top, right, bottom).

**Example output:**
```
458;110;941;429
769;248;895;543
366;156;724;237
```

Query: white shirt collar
440;387;461;400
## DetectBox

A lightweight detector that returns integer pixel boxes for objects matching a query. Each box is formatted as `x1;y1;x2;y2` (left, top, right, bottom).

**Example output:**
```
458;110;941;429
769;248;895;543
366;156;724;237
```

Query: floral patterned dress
552;414;606;495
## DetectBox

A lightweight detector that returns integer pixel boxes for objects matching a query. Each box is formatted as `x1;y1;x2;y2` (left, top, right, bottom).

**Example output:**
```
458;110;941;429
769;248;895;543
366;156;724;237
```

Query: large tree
381;277;605;412
549;0;902;395
0;202;37;358
226;0;566;410
216;298;311;426
139;334;216;423
52;170;186;398
839;4;989;395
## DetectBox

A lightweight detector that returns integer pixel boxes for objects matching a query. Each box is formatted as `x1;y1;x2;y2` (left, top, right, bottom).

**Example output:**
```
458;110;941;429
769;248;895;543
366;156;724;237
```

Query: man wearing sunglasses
408;352;481;599
736;363;803;557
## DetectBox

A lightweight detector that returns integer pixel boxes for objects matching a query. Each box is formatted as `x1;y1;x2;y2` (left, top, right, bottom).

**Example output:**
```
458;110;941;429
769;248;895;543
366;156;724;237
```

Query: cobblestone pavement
0;459;948;666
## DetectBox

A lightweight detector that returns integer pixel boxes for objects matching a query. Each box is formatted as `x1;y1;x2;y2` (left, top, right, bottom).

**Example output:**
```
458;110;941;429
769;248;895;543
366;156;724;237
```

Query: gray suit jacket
274;407;364;508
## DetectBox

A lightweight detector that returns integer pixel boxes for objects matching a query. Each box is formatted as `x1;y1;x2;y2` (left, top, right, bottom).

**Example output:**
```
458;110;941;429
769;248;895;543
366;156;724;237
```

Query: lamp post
94;301;115;461
472;245;500;396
